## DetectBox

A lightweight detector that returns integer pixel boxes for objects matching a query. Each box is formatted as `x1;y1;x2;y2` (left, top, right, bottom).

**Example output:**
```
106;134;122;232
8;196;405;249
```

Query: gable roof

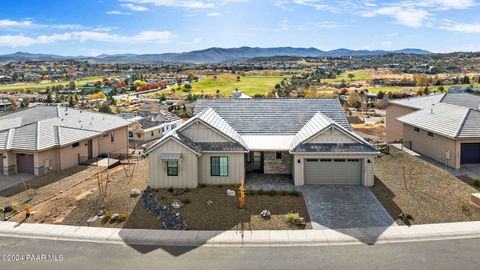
145;99;378;155
389;93;480;111
397;103;470;139
388;94;446;109
0;105;130;151
194;99;351;134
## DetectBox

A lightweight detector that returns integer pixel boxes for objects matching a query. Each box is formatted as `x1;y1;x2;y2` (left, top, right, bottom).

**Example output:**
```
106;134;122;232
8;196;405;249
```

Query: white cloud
121;3;149;11
440;22;480;33
416;0;476;10
119;0;248;9
207;12;222;16
0;19;33;28
106;10;132;15
0;30;178;47
360;6;430;28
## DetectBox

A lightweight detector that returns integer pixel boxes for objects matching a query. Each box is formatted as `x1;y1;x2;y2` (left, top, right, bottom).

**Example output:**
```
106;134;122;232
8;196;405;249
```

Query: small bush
168;187;174;193
199;184;207;188
11;202;19;212
267;190;277;197
458;201;470;214
257;189;266;195
182;198;191;204
184;188;190;193
279;190;289;196
160;196;166;201
217;185;223;188
286;213;300;224
288;190;301;197
247;190;255;196
117;214;127;223
406;213;414;220
472;179;480;187
102;211;112;223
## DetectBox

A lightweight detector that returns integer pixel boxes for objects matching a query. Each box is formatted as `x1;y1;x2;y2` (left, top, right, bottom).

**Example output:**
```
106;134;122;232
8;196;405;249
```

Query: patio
245;173;298;191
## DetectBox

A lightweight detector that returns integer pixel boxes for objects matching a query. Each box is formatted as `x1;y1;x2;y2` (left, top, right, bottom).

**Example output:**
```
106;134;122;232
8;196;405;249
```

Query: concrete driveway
302;185;395;230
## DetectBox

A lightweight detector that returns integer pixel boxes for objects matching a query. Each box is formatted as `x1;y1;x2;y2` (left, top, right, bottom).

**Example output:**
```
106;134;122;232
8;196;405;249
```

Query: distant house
138;102;171;113
232;90;252;99
386;93;480;169
448;86;480;94
126;111;183;145
0;106;130;176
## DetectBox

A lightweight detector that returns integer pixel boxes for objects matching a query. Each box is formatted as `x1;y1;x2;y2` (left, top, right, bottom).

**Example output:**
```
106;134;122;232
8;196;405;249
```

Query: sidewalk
0;221;480;247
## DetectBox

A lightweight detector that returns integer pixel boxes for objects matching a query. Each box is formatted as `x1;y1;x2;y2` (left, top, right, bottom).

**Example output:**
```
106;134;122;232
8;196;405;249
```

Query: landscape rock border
140;187;188;230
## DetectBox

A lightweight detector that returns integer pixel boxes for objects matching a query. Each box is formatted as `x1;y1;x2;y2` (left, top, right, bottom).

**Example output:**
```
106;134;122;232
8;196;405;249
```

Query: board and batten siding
181;122;230;142
149;139;198;188
198;153;245;185
307;128;357;144
292;153;375;187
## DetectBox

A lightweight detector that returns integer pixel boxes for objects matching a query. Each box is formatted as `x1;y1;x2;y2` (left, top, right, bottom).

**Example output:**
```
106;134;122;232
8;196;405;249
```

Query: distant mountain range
0;47;432;64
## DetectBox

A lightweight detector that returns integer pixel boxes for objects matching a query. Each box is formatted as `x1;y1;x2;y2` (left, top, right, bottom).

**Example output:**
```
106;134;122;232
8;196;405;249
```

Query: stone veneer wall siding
263;151;292;174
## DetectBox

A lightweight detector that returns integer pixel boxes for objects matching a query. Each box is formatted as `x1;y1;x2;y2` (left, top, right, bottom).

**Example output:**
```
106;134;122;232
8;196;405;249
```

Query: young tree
347;73;355;81
99;103;113;114
46;93;53;104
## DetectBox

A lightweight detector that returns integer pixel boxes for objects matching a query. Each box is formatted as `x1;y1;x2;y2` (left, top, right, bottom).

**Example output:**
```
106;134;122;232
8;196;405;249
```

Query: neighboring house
0;106;130;176
138;102;171;113
144;99;377;188
127;111;183;145
386;93;480;169
448;86;480;94
232;90;252;99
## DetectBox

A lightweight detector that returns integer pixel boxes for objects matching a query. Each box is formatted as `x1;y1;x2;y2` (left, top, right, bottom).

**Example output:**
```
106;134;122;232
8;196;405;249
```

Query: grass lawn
323;72;373;83
0;76;110;92
372;147;480;225
161;74;285;97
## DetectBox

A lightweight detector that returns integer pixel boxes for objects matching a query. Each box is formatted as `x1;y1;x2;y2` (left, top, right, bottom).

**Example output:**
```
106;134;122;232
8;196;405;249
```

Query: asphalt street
0;236;479;270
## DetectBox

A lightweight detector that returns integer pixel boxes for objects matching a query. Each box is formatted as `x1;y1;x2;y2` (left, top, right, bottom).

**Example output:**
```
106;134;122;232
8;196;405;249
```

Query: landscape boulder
226;189;236;197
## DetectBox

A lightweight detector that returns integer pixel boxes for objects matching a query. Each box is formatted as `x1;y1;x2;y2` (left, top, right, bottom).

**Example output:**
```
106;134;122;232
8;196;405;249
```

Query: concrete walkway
302;185;396;229
1;221;479;247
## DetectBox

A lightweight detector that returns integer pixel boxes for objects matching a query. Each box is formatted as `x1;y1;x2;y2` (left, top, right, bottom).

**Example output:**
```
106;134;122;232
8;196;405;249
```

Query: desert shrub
288;190;301;197
458;201;471;215
257;189;266;195
182;198;191;204
285;213;300;224
102;211;112;223
117;214;127;223
11;202;19;212
406;213;414;220
168;187;174;193
247;190;255;196
199;184;207;188
279;190;289;196
267;190;277;197
472;179;480;187
184;188;190;192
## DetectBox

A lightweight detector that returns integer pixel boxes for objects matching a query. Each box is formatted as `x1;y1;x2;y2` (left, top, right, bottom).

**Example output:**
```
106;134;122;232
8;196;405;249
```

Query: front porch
245;173;298;191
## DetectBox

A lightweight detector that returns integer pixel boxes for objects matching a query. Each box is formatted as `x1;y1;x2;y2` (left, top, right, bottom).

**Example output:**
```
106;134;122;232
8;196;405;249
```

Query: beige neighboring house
144;99;378;188
0;105;130;177
128;111;183;145
386;93;480;169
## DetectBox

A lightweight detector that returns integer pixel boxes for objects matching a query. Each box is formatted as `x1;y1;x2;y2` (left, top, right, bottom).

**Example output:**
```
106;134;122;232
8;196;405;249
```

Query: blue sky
0;0;479;55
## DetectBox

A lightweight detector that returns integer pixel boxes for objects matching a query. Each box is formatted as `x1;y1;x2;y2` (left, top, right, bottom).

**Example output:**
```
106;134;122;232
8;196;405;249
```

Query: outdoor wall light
297;159;301;163
368;159;371;163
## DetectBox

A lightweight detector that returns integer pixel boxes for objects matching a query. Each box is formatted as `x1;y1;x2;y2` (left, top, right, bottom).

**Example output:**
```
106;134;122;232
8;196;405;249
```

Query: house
385;93;480;169
0;105;130;176
448;86;480;94
232;90;252;99
127;111;183;145
144;99;378;188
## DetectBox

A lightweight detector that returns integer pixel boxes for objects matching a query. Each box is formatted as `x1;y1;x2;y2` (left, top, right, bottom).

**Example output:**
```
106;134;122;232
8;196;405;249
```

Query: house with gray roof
0;105;130;176
386;93;480;169
144;99;378;188
125;111;183;146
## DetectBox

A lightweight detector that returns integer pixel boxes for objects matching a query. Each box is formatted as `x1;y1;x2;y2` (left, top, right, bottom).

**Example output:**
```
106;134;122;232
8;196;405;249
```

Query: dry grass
372;147;480;225
155;186;311;230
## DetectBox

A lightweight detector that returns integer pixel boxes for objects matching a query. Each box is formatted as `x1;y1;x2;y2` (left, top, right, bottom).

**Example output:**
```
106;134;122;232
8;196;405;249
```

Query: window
211;156;228;176
427;131;434;137
72;142;80;148
246;153;251;163
276;152;282;159
414;127;420;132
151;131;154;137
110;132;114;142
128;131;133;138
167;161;178;176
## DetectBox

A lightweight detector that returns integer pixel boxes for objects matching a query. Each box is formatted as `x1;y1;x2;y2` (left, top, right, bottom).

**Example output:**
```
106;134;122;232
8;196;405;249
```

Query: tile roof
194;98;350;134
0;105;130;151
397;103;470;138
441;93;480;110
388;94;446;109
145;99;377;155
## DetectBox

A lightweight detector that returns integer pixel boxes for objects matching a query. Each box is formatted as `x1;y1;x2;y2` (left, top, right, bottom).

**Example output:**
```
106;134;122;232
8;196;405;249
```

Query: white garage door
304;158;362;185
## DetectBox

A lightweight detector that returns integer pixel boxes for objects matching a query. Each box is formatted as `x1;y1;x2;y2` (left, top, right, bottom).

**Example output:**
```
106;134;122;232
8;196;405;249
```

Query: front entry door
87;139;93;160
253;152;263;173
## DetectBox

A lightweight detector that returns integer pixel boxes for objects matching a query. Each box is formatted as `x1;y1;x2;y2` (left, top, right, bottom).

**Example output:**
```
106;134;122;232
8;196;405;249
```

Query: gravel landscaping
154;187;312;230
372;147;480;225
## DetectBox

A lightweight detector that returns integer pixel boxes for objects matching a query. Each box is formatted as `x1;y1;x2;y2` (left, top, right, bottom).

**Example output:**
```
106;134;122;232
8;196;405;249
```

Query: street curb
0;221;479;247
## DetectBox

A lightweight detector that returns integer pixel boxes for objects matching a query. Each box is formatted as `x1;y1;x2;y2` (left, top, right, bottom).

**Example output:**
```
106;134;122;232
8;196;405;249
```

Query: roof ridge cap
455;108;471;138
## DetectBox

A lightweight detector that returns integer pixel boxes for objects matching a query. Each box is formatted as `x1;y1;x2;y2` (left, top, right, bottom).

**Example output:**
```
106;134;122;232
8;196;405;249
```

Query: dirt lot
372;147;480;225
352;123;385;143
155;188;311;230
